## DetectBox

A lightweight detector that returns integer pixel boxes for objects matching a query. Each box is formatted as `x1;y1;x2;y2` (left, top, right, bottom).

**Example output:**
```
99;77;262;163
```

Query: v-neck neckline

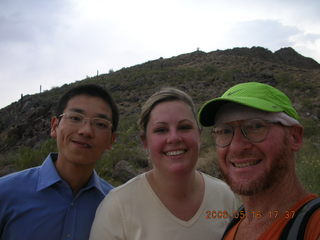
141;172;206;227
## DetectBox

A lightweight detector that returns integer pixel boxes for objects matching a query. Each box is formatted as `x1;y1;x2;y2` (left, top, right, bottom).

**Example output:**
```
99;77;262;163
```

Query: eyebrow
68;108;112;121
153;119;194;125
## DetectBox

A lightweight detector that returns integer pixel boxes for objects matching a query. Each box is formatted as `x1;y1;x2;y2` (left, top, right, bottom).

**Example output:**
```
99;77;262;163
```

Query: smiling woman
89;87;237;240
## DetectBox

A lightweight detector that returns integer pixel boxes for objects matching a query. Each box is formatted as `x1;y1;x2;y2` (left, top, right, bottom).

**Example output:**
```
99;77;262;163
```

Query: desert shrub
15;139;57;170
221;70;234;82
301;118;320;139
275;72;292;85
95;119;147;182
0;151;18;170
204;64;218;75
296;138;320;194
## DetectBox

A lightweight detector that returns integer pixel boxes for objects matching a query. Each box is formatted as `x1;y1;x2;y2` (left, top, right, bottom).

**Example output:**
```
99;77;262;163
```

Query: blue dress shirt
0;153;113;240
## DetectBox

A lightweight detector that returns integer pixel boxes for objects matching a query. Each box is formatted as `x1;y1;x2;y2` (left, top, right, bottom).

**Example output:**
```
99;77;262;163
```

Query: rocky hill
1;46;320;182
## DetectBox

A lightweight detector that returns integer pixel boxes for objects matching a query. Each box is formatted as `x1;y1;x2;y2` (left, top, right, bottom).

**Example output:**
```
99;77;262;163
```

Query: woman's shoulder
201;172;228;187
108;173;147;197
201;172;238;209
201;172;235;195
98;173;151;212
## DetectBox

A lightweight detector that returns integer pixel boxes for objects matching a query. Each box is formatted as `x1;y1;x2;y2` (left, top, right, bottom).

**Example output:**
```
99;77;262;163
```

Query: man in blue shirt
0;84;119;240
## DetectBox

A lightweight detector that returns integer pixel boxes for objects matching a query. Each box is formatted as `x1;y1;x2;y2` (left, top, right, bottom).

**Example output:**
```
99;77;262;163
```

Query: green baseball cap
198;82;299;126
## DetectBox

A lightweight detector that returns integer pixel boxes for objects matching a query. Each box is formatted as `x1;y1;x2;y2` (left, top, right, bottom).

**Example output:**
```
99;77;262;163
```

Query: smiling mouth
72;140;92;148
232;159;261;168
165;150;186;156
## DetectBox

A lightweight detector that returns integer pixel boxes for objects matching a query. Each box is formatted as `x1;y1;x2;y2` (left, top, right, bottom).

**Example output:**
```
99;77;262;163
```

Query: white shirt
89;172;237;240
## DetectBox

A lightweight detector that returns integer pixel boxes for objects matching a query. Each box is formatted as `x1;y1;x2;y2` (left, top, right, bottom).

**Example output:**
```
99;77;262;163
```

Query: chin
168;165;195;175
230;181;267;196
70;154;97;166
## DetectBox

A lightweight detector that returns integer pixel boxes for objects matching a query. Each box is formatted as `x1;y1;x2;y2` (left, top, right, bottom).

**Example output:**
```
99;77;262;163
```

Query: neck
55;157;94;194
146;169;205;221
146;169;201;200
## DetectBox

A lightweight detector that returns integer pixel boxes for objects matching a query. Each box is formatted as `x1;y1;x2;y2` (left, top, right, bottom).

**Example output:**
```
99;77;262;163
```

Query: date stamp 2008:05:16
205;210;296;220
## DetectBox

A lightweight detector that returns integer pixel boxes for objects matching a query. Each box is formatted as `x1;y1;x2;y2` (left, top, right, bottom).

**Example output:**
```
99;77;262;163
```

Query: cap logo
227;89;241;96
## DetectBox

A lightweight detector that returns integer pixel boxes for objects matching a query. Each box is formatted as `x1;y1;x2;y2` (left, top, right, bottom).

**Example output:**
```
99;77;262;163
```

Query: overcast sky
1;0;320;109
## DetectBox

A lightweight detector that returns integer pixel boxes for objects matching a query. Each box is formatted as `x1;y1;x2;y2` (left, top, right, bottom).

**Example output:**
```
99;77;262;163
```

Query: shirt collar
36;153;61;191
80;169;107;196
36;153;106;195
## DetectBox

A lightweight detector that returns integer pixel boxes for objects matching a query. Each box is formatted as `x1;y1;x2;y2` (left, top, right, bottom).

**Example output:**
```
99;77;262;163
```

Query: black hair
55;84;119;132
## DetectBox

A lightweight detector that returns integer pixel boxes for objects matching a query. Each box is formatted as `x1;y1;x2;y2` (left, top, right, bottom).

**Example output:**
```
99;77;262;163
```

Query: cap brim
198;96;284;127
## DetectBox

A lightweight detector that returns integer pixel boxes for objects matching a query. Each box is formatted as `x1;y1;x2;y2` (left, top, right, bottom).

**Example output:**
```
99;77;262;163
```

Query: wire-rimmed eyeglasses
59;112;113;132
211;118;277;147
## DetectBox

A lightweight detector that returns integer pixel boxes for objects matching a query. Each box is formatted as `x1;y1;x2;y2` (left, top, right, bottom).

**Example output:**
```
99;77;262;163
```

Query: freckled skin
217;122;292;195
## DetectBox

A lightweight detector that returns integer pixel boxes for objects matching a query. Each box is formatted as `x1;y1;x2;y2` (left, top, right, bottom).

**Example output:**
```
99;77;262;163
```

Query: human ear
50;117;59;138
140;134;148;150
106;133;117;150
289;125;304;152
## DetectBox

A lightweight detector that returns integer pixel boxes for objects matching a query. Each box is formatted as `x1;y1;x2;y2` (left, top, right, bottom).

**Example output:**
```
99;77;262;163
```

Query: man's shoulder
0;166;40;184
95;175;114;194
0;166;40;200
107;174;144;197
97;174;146;210
296;197;320;240
303;207;320;240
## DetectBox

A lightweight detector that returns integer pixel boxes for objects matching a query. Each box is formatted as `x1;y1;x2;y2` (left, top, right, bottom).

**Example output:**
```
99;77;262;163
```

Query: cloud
1;0;320;109
290;33;320;62
219;20;300;51
0;0;75;105
0;0;71;44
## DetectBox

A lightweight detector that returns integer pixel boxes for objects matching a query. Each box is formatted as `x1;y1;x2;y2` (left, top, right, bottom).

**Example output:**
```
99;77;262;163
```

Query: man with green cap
198;82;320;240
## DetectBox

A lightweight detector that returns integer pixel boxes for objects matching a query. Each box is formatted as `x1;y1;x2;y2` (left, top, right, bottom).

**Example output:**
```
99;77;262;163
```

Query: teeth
166;150;185;156
233;160;260;168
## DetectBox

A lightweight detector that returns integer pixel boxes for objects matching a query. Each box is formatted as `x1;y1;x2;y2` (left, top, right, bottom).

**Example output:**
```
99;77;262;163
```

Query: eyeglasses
59;112;113;131
211;119;277;147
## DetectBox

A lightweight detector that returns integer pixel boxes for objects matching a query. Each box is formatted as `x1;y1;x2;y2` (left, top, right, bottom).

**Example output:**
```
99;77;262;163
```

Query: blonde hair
138;87;199;136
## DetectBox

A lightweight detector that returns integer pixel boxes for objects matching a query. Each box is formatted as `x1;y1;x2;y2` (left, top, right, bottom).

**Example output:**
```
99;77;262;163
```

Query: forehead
217;119;265;126
149;100;195;122
65;94;112;116
215;103;269;124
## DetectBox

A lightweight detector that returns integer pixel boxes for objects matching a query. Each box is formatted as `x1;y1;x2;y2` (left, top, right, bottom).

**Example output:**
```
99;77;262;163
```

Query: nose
166;129;182;144
77;119;94;137
228;127;251;150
